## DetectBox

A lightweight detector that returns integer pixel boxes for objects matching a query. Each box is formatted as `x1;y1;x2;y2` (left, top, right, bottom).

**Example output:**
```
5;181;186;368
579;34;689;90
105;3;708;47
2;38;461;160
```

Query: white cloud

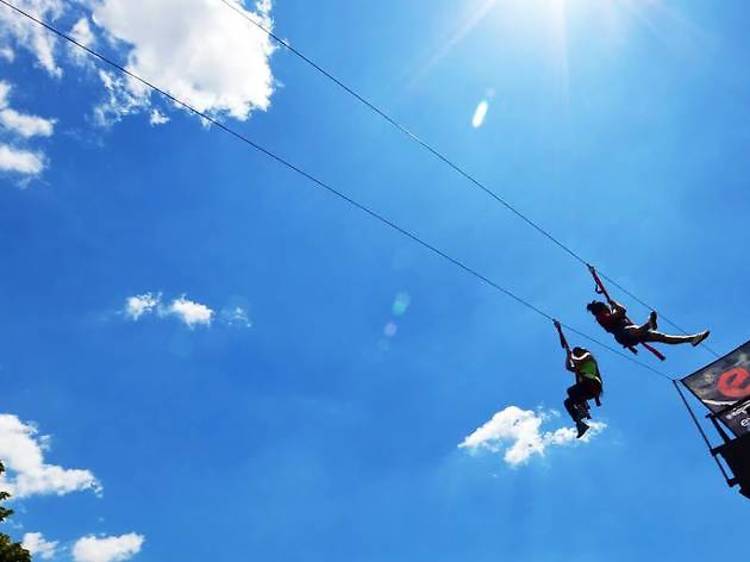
0;1;276;128
72;534;144;562
148;109;169;126
0;80;54;179
0;108;55;138
0;0;65;77
459;406;605;467
125;293;214;328
471;100;489;128
93;69;150;126
88;0;276;122
22;532;58;560
125;292;161;320
0;144;45;175
67;16;97;66
0;414;101;498
70;17;95;48
166;297;214;328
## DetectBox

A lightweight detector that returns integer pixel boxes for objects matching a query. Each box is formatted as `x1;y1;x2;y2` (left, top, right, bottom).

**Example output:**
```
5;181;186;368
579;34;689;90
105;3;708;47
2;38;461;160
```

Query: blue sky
1;0;749;560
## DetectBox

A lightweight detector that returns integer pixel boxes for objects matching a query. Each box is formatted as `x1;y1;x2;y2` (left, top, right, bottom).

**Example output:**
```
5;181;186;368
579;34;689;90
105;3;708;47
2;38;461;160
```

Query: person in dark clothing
563;346;603;439
587;300;710;349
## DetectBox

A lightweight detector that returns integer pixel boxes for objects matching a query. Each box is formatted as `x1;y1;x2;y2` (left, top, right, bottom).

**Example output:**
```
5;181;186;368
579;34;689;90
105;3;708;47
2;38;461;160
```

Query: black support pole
673;380;731;483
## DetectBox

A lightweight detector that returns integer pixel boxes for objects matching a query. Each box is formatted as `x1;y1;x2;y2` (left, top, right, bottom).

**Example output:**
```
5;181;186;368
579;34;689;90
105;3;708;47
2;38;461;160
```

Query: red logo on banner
717;367;750;399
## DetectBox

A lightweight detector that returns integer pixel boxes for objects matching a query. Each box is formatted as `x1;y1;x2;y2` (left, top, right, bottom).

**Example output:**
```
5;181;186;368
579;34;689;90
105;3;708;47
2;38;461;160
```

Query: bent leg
564;396;578;423
565;384;599;423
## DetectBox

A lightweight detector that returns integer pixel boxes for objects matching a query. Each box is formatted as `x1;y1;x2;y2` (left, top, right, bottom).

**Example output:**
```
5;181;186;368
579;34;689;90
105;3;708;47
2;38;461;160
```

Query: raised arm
565;353;576;373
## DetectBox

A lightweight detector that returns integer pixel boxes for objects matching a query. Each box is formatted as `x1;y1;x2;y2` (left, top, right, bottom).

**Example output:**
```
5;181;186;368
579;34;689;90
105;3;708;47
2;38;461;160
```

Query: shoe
692;330;710;347
576;421;590;439
649;311;658;330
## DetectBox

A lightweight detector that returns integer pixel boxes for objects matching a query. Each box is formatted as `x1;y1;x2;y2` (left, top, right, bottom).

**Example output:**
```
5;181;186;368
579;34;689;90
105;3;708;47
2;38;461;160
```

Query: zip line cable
218;0;720;358
0;0;674;381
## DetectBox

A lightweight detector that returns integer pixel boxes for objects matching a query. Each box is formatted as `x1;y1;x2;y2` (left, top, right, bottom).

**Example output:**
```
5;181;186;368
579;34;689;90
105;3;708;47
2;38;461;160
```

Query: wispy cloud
0;81;8;107
459;406;605;466
70;16;95;48
1;0;277;128
148;109;169;126
93;70;150;127
0;80;54;179
22;532;58;560
0;0;65;77
125;293;161;321
125;293;212;328
0;108;55;138
0;47;14;62
0;413;101;498
72;533;144;562
125;293;251;330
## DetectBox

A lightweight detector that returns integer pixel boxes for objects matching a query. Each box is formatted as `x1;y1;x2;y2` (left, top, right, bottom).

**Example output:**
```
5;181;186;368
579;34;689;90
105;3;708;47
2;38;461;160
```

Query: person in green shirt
563;346;603;439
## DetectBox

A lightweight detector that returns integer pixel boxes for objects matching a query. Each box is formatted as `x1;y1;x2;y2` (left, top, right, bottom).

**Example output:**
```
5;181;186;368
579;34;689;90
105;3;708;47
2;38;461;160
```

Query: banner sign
682;340;750;437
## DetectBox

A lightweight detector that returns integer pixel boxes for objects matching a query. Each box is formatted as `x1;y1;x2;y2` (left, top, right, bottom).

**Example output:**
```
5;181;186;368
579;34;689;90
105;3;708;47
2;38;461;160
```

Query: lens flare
472;100;490;128
392;292;412;317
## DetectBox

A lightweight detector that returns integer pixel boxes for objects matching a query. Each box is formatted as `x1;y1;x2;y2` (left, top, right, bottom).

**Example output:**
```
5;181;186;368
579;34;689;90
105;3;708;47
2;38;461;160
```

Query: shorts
613;328;639;348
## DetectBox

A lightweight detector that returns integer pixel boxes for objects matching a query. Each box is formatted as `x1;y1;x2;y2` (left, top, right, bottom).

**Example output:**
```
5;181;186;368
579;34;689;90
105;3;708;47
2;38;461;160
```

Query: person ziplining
8;0;749;505
554;321;603;439
587;300;709;347
586;266;709;360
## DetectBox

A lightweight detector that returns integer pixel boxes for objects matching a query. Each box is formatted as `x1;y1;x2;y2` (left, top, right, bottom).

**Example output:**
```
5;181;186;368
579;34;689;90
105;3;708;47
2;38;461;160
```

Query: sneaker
576;421;590;439
692;330;710;347
649;311;658;330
